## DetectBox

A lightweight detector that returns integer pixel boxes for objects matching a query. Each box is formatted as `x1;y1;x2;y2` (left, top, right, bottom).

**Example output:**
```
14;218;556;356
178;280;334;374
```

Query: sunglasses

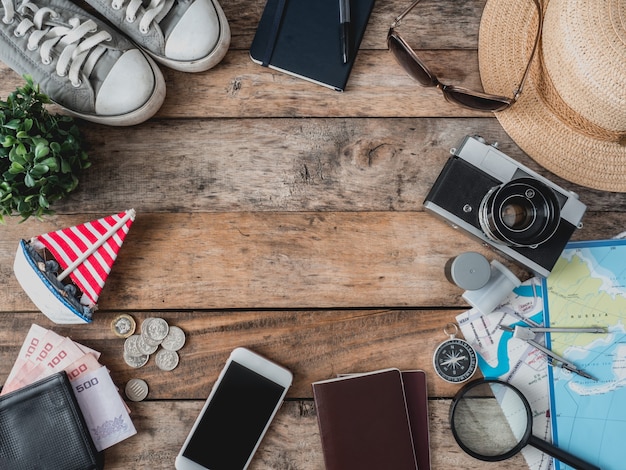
387;0;542;112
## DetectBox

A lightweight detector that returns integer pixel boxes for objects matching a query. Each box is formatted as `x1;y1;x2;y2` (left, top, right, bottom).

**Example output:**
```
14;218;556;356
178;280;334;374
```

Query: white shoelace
111;0;175;35
1;0;112;87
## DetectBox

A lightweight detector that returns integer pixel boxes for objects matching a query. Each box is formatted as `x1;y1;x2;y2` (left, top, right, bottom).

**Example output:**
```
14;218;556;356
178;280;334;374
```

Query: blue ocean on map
477;311;545;378
551;332;626;470
548;239;626;470
565;244;626;283
476;284;543;378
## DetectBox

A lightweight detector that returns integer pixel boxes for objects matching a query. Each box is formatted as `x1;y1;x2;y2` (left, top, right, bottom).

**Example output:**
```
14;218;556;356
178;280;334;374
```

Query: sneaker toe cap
96;50;157;116
165;0;220;61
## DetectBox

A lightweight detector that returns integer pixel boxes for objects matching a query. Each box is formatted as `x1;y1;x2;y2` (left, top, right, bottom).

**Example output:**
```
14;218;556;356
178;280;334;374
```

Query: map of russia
545;239;626;470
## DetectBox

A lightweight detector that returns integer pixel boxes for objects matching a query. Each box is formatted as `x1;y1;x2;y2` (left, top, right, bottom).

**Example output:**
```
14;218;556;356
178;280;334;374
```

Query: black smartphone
175;347;292;470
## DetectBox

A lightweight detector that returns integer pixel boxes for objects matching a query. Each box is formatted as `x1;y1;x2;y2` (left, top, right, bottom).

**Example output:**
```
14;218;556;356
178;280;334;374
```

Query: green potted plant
0;76;90;223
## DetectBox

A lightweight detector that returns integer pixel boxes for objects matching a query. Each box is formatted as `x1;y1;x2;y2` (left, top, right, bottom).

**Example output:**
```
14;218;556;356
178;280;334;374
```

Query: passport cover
312;368;419;470
250;0;377;91
0;371;104;470
402;370;431;470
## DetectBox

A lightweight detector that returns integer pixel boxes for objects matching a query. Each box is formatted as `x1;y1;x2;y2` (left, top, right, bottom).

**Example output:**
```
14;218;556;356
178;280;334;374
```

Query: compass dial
433;338;477;383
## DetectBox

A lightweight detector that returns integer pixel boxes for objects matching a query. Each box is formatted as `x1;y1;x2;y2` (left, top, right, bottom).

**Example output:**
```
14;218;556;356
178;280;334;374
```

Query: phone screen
182;361;287;469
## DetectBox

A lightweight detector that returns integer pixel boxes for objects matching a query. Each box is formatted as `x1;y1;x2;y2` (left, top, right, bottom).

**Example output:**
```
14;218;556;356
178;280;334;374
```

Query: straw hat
479;0;626;192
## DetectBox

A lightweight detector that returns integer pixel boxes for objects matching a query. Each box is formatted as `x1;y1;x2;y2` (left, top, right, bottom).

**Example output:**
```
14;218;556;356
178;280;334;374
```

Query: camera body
424;135;586;278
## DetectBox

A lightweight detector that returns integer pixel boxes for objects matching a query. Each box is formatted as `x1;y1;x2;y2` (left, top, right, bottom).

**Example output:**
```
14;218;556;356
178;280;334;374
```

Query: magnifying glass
449;379;600;470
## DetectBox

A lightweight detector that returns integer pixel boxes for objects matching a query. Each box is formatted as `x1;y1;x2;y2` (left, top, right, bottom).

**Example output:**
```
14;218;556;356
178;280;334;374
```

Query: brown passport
312;368;425;470
402;370;431;470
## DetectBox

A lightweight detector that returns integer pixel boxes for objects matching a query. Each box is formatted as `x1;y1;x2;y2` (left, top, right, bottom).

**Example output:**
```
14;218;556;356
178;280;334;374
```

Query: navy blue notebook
250;0;376;91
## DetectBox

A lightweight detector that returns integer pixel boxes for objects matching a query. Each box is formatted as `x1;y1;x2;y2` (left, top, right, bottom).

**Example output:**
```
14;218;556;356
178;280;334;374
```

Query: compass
433;323;477;384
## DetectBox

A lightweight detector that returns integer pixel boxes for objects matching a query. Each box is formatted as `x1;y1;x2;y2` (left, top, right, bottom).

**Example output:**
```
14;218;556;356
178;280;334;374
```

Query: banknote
3;324;51;392
65;353;132;414
76;342;102;360
2;326;62;394
3;326;95;393
65;352;103;382
70;365;137;451
8;336;89;392
2;324;136;450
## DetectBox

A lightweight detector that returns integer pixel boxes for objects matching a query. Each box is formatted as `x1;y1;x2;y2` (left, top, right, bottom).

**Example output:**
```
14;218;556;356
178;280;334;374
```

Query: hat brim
479;0;626;192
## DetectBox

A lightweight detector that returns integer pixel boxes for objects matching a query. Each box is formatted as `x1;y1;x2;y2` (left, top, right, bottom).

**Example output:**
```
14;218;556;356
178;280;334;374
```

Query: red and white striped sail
35;209;135;305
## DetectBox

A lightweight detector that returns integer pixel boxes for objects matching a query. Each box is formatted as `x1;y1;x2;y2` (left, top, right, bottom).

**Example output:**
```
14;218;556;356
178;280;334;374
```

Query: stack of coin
123;317;186;370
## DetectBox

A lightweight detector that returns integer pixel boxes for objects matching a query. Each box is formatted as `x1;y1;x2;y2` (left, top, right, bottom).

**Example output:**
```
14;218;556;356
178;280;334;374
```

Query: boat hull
13;240;91;324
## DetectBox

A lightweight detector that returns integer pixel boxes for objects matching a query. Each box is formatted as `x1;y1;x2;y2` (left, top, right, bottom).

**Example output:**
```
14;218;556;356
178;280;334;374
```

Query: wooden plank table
1;0;623;468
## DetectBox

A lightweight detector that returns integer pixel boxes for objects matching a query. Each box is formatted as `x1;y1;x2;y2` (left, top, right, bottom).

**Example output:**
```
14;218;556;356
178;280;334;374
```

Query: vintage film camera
424;135;587;278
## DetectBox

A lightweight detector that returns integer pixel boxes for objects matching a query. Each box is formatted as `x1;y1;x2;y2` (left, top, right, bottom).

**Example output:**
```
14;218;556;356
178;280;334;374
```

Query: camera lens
479;178;560;247
500;198;534;230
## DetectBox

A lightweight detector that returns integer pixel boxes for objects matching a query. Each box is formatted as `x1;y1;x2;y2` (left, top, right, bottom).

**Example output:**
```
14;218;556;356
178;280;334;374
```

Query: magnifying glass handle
528;435;600;470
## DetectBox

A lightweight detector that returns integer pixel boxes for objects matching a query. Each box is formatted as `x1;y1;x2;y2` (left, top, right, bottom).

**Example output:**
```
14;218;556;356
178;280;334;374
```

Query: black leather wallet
0;371;104;470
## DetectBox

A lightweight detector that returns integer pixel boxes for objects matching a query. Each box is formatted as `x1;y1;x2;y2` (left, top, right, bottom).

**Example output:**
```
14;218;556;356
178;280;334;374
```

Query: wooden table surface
1;0;624;468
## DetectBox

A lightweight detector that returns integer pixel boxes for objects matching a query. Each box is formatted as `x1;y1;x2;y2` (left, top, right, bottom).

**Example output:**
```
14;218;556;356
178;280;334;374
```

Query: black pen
339;0;351;63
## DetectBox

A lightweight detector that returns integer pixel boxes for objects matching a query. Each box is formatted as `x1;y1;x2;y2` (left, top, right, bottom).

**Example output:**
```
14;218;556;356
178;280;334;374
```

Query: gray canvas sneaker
82;0;230;72
1;0;166;125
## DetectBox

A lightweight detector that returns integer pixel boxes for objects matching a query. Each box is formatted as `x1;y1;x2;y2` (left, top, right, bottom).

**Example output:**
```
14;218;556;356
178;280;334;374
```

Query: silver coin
137;335;159;355
141;330;161;348
140;317;164;346
125;378;149;402
161;326;186;352
141;317;155;334
123;350;149;368
140;318;155;340
155;349;179;371
146;318;169;342
124;335;143;357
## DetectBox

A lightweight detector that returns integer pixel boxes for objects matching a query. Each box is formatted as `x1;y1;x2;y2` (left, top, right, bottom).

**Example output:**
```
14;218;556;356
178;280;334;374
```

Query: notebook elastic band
262;0;288;66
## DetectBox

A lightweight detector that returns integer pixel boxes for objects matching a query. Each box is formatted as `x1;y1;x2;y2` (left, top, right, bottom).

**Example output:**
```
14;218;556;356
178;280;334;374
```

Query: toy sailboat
13;209;135;324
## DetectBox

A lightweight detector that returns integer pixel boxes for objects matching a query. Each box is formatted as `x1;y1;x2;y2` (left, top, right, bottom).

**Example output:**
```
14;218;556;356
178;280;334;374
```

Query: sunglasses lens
387;28;517;112
388;34;437;87
443;88;511;112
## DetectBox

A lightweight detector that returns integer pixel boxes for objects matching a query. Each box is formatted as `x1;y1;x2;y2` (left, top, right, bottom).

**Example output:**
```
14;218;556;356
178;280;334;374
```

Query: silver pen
516;326;607;334
339;0;351;63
